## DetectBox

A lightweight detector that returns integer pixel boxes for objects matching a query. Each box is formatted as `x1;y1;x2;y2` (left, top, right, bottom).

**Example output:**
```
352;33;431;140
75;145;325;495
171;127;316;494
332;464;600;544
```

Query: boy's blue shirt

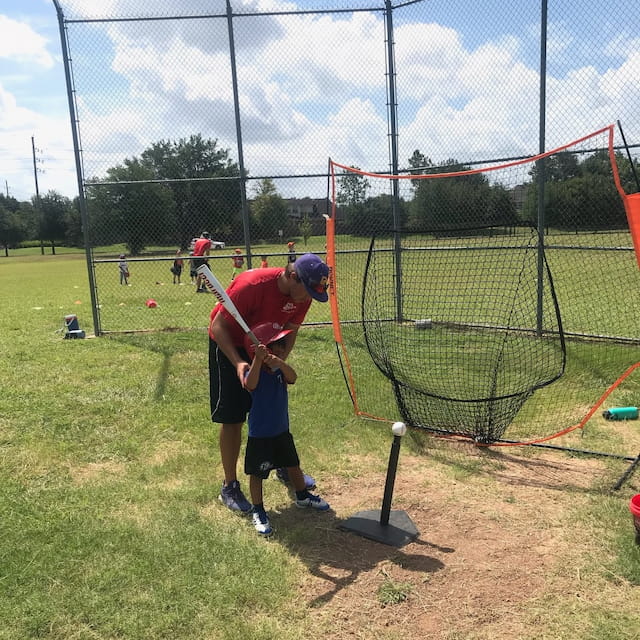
247;367;289;438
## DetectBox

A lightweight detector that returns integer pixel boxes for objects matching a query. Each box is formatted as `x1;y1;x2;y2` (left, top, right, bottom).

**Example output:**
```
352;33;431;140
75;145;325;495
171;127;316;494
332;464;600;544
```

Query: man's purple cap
293;253;330;302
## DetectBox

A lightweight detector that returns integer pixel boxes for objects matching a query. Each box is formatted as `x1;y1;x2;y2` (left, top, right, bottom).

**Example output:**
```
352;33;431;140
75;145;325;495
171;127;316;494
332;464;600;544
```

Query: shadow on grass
270;502;451;607
108;331;203;401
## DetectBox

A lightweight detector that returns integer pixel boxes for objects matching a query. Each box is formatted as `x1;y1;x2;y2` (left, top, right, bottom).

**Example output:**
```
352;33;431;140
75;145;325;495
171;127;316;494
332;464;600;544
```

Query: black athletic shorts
193;257;209;270
209;338;252;424
244;431;300;479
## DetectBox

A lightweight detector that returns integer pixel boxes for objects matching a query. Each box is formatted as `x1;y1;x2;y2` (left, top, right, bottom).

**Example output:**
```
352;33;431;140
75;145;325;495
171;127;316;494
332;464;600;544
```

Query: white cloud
3;2;639;201
0;14;54;68
604;33;640;60
545;22;574;59
0;82;76;201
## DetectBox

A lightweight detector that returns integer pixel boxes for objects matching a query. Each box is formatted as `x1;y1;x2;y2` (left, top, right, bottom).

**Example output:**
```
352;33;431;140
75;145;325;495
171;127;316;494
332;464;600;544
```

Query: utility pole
32;135;44;255
4;180;8;198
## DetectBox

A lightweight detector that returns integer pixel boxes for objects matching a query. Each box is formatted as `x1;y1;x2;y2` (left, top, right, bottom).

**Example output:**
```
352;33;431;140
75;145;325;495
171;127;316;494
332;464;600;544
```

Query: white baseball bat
196;264;259;345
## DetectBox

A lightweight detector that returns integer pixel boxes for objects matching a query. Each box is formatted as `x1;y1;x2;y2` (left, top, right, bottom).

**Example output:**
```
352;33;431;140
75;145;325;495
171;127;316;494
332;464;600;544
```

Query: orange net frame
326;124;640;447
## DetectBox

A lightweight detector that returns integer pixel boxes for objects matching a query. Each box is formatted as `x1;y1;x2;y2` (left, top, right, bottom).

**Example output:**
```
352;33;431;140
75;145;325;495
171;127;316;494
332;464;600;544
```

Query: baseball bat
196;264;259;345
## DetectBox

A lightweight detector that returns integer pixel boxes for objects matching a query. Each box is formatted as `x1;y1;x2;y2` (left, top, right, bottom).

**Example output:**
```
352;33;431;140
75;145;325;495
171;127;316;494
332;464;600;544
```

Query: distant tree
250;178;287;240
0;194;21;214
88;159;175;254
299;213;313;246
522;150;631;230
529;151;581;183
487;184;519;226
0;204;27;256
336;167;370;233
408;159;505;231
15;199;39;241
140;135;242;247
337;167;370;208
356;193;408;235
38;190;72;254
86;135;242;252
407;149;433;189
65;197;84;248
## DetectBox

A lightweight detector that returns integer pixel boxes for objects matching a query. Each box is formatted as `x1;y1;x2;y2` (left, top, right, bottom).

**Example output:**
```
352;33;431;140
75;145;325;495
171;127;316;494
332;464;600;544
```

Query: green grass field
1;251;639;639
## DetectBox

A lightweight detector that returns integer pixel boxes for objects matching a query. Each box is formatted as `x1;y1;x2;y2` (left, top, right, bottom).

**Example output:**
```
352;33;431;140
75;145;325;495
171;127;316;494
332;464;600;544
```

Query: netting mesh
328;126;640;444
50;1;640;333
362;227;564;442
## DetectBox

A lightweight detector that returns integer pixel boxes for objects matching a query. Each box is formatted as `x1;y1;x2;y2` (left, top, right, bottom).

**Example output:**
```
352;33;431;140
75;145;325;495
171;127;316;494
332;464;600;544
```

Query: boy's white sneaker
251;509;273;536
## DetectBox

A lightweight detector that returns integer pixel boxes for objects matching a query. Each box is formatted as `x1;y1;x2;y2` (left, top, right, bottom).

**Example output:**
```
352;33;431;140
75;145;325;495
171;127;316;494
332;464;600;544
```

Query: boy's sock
252;502;266;515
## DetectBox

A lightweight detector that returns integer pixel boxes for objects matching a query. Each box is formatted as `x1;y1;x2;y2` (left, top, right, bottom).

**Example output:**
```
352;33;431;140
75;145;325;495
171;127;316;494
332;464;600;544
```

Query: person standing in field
171;250;184;284
209;253;330;513
118;254;129;285
242;323;330;536
189;252;197;283
193;232;212;293
260;255;269;268
231;249;245;281
287;241;296;263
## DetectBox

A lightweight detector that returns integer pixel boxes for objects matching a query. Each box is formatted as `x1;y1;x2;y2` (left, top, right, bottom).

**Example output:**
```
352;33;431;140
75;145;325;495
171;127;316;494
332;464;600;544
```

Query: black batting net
360;226;566;442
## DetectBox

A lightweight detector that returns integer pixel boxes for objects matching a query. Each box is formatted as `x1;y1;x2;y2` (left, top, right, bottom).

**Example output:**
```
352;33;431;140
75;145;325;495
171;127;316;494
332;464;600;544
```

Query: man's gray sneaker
218;480;252;514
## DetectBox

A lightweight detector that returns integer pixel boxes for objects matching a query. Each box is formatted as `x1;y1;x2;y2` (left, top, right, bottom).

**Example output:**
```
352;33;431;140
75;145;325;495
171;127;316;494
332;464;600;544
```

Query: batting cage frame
326;123;640;485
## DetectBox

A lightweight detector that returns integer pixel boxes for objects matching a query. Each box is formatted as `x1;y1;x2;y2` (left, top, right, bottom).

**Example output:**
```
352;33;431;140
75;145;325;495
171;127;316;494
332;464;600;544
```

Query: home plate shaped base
339;509;419;548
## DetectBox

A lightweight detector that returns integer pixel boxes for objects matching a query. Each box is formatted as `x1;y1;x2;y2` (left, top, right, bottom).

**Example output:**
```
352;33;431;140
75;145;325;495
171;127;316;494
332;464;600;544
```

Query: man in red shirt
193;231;213;293
209;253;329;513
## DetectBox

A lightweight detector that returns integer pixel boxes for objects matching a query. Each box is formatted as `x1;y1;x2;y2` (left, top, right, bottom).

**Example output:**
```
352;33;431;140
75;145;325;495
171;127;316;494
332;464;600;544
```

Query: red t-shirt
193;237;212;256
209;267;311;345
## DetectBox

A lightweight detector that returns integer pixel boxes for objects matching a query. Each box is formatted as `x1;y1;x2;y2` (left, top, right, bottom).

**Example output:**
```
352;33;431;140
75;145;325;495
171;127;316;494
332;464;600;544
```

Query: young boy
188;252;197;284
242;322;329;536
118;254;129;285
231;248;244;281
171;250;183;284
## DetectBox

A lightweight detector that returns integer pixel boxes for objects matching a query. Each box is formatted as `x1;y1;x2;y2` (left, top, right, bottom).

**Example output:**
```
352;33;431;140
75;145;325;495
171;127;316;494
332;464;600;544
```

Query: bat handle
247;331;259;345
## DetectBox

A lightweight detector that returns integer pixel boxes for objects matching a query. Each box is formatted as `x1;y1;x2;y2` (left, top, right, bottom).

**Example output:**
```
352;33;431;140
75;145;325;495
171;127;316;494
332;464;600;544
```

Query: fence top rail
56;1;400;24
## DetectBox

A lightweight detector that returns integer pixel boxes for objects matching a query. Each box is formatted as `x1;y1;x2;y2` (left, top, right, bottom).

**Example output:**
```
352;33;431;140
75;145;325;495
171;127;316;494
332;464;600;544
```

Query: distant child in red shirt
260;255;269;268
193;232;212;293
287;241;296;263
231;248;244;281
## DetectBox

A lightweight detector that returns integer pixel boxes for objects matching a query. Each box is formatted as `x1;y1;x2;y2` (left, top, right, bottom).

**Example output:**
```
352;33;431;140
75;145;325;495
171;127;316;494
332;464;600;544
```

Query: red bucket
629;494;640;544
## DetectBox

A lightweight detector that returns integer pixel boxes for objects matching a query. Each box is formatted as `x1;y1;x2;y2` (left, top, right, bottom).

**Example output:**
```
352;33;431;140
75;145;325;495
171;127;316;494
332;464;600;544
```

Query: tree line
336;149;638;234
0;134;309;256
2;136;637;257
0;190;82;257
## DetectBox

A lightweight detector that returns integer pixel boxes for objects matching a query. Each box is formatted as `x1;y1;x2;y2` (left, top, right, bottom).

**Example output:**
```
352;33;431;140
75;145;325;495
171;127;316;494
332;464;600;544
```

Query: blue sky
1;0;638;202
1;0;73;201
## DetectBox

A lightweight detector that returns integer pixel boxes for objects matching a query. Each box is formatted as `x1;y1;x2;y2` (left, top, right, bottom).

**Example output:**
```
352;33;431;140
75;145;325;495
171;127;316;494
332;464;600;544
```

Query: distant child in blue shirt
243;322;330;536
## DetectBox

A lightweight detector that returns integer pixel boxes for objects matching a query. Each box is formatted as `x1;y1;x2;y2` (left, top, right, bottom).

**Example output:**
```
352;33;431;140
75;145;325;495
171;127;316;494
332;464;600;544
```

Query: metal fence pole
385;0;403;322
536;0;548;337
53;0;102;335
227;0;252;268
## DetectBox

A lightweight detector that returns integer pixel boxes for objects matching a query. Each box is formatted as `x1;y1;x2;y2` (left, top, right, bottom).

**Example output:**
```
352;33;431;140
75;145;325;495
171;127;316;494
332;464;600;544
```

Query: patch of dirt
68;460;126;485
274;444;635;639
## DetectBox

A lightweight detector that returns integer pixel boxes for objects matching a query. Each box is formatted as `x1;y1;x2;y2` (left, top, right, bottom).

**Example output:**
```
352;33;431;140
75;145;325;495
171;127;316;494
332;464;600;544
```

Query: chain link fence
53;0;639;334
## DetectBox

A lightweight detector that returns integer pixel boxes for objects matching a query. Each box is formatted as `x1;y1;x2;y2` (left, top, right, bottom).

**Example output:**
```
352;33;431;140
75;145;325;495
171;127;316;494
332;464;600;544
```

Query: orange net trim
326;125;639;445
